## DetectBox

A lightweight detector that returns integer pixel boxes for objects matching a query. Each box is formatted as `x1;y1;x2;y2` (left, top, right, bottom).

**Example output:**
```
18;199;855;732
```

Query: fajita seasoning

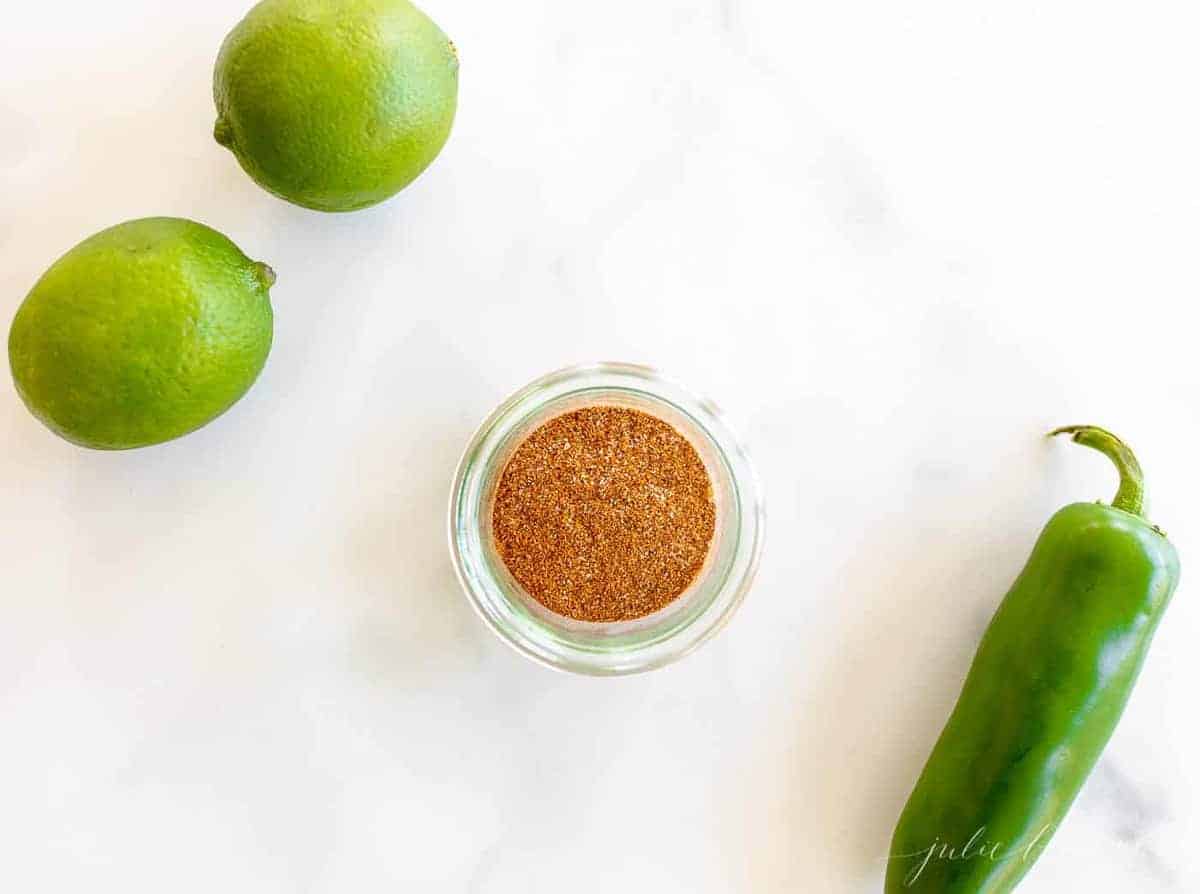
491;406;716;622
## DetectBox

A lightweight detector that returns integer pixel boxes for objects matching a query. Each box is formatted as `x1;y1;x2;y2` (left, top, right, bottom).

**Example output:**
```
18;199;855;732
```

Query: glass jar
447;362;765;675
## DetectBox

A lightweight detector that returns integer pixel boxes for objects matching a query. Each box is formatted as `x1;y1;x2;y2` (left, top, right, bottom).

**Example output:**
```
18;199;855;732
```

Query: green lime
8;217;275;450
213;0;459;212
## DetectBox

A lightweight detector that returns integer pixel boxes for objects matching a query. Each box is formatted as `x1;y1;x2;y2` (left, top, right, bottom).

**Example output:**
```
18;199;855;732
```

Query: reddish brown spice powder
491;406;716;623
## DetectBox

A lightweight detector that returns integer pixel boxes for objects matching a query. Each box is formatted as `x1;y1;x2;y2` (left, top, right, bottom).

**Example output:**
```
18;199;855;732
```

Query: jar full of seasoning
448;363;764;675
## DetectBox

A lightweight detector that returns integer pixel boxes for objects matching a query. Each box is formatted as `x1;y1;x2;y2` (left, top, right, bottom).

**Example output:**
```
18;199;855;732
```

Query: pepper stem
1049;425;1145;516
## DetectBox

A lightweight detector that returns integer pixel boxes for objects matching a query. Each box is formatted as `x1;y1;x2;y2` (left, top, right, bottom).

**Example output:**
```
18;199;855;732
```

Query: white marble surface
2;1;1199;891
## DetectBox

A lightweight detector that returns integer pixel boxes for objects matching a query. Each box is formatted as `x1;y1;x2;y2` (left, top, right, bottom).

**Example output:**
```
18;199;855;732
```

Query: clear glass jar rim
447;362;765;675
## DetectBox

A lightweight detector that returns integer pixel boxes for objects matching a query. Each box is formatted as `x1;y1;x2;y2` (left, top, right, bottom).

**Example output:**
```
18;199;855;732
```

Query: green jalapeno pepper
886;426;1180;893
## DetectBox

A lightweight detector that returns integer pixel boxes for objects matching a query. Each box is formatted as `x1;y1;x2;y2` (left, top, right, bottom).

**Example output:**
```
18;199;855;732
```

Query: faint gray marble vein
719;0;739;32
812;137;899;251
1088;761;1176;888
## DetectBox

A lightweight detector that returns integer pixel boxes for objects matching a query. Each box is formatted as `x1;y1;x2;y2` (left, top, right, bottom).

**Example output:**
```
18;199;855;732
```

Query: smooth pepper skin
886;429;1179;893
